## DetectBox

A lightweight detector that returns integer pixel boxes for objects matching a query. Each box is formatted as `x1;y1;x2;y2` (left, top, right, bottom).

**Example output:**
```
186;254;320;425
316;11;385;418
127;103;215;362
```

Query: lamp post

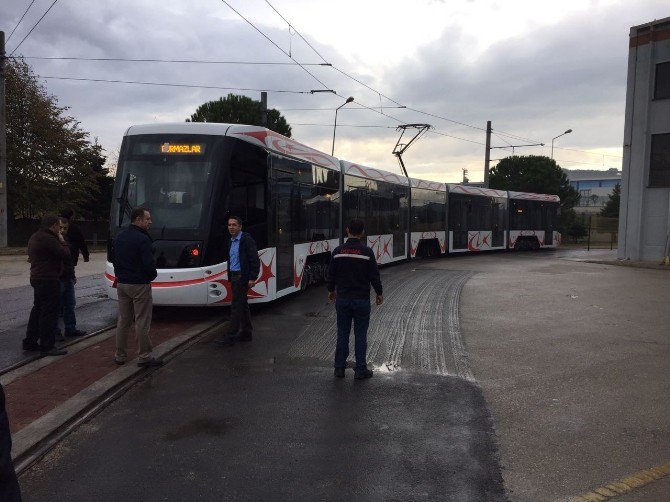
332;96;354;156
551;128;572;159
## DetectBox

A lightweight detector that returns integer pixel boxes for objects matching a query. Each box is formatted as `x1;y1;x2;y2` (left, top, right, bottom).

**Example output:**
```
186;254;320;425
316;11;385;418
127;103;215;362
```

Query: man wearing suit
215;216;260;347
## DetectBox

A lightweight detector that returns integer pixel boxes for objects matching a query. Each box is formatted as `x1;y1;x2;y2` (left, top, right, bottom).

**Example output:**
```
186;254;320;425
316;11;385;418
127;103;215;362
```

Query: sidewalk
2;313;224;472
0;252;108;290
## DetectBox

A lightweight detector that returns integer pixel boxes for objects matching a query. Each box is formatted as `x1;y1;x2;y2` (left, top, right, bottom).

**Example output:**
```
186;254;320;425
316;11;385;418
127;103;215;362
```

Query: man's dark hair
347;219;365;236
228;215;243;226
40;215;60;229
59;208;74;220
131;207;149;222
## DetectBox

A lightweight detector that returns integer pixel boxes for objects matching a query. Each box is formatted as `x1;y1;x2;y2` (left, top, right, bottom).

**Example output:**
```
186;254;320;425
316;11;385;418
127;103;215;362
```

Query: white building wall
619;18;670;261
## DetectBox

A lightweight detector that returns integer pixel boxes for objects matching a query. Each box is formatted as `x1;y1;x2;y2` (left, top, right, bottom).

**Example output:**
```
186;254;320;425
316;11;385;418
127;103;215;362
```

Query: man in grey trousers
111;207;162;367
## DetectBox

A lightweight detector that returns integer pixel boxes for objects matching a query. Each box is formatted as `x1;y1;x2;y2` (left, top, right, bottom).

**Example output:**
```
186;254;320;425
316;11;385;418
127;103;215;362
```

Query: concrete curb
10;319;223;473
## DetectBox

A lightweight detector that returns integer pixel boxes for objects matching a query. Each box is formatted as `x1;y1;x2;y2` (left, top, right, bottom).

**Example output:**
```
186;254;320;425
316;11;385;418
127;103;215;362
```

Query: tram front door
274;180;294;292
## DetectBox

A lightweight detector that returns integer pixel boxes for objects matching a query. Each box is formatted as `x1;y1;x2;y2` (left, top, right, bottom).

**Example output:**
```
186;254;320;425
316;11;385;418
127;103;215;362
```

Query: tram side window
411;188;446;232
343;176;373;232
271;155;340;243
511;200;543;229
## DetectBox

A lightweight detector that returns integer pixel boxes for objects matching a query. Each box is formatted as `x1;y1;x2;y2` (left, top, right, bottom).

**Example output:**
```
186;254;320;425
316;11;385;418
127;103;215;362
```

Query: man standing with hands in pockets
327;219;383;380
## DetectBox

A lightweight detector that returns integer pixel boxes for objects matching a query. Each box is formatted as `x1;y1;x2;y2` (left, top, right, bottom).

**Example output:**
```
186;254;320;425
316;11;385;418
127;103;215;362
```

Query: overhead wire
9;0;59;57
260;0;503;148
6;0;37;43
37;75;311;94
219;0;332;93
15;56;330;66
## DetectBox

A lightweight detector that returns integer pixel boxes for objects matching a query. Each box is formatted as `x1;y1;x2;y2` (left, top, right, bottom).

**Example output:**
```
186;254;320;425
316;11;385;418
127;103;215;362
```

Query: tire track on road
287;268;475;379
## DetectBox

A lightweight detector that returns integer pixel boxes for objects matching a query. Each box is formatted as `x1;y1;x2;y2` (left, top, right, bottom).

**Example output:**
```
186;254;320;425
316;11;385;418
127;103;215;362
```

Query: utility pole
483;120;491;188
0;32;7;248
260;91;268;127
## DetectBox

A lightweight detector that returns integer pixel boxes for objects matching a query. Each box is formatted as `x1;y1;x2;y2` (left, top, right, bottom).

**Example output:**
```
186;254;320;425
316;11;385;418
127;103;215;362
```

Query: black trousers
227;274;252;336
0;384;22;502
24;279;60;351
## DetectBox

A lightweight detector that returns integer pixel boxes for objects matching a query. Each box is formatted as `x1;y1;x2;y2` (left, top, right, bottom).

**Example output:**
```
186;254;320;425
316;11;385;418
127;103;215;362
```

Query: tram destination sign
131;142;207;155
160;143;205;154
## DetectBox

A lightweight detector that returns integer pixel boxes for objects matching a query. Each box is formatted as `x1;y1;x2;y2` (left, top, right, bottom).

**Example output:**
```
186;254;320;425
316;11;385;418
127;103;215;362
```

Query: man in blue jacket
112;207;162;367
215;216;260;347
327;219;383;380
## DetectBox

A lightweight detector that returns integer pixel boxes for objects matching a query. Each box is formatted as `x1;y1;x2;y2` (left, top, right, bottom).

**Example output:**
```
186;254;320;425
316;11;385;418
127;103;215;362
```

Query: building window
649;133;670;187
654;61;670;100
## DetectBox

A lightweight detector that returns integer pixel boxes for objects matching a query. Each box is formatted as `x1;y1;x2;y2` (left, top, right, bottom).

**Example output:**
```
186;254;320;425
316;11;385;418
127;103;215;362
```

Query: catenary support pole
483;120;491;188
0;32;8;248
261;91;268;127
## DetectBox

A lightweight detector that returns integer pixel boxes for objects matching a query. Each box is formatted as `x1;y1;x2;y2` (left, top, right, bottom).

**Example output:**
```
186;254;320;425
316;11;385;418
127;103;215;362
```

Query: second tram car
106;123;560;306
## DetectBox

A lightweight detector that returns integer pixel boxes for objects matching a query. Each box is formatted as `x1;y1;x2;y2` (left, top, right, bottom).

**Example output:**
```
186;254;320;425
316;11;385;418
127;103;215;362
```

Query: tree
6;57;108;219
489;155;581;234
600;183;620;218
187;93;292;137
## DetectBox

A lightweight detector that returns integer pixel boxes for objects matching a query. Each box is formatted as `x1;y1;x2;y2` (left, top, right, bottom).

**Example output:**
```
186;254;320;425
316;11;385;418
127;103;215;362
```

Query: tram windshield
113;134;221;231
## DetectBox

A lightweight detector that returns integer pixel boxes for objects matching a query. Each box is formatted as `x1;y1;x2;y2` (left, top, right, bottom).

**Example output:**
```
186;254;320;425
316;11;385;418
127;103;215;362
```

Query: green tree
187;93;292;137
489;155;581;234
600;183;620;218
6;57;108;219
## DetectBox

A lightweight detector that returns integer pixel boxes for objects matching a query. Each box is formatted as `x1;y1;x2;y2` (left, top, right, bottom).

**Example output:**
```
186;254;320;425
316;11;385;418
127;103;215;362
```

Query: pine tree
600;183;620;218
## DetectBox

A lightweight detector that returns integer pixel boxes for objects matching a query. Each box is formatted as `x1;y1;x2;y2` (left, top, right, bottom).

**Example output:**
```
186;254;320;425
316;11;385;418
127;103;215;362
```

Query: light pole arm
331;106;342;156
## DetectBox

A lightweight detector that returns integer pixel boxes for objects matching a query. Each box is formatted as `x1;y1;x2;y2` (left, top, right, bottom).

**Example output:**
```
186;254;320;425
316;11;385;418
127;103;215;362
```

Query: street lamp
332;96;354;156
551;128;572;158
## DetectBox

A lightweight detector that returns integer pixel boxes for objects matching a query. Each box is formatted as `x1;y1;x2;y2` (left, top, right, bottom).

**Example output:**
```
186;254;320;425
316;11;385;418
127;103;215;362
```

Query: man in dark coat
112;207;162;367
215;216;260;347
0;383;22;502
327;219;383;379
58;217;86;338
22;215;70;356
59;209;89;265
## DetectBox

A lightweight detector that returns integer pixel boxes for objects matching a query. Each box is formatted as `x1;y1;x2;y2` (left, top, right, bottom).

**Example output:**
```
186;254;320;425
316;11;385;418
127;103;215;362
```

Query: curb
10;318;224;474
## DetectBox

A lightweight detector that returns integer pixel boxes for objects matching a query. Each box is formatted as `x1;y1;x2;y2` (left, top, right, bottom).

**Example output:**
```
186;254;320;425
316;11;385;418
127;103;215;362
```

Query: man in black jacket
57;217;86;338
215;216;260;347
112;207;162;367
327;219;383;380
0;383;22;502
59;209;89;265
23;215;70;356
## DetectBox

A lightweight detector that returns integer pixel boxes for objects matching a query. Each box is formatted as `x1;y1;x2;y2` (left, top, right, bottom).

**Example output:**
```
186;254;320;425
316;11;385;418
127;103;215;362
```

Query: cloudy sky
2;0;668;182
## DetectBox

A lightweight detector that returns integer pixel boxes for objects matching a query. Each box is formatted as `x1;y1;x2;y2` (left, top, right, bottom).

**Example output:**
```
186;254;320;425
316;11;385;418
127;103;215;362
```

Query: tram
106;123;560;306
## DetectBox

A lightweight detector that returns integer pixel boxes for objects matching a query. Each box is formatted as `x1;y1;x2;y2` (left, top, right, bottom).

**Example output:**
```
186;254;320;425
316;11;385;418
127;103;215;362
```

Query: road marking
570;460;670;501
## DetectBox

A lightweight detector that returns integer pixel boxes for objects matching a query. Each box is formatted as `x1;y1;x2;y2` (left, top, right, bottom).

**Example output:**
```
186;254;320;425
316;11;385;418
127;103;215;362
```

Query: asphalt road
11;250;670;501
18;265;507;502
0;273;117;370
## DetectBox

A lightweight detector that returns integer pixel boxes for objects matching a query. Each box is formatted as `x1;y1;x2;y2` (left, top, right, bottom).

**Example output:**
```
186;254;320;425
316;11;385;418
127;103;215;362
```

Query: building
619;17;670;261
564;168;621;214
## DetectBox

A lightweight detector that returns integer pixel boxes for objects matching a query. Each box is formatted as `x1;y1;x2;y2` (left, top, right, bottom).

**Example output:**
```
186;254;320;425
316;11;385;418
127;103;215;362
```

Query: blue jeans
60;280;77;333
334;298;371;372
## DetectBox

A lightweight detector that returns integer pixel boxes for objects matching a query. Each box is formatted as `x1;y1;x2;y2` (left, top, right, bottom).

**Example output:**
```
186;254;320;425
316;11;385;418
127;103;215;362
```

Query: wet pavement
0;253;116;370
16;266;508;502
4;249;670;501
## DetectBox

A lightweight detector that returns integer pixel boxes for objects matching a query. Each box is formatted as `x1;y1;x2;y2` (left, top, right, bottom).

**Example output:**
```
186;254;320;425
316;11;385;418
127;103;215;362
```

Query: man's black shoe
334;368;345;378
137;358;164;368
65;329;87;337
41;348;68;356
354;369;373;380
22;344;40;352
114;359;125;365
231;332;252;342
